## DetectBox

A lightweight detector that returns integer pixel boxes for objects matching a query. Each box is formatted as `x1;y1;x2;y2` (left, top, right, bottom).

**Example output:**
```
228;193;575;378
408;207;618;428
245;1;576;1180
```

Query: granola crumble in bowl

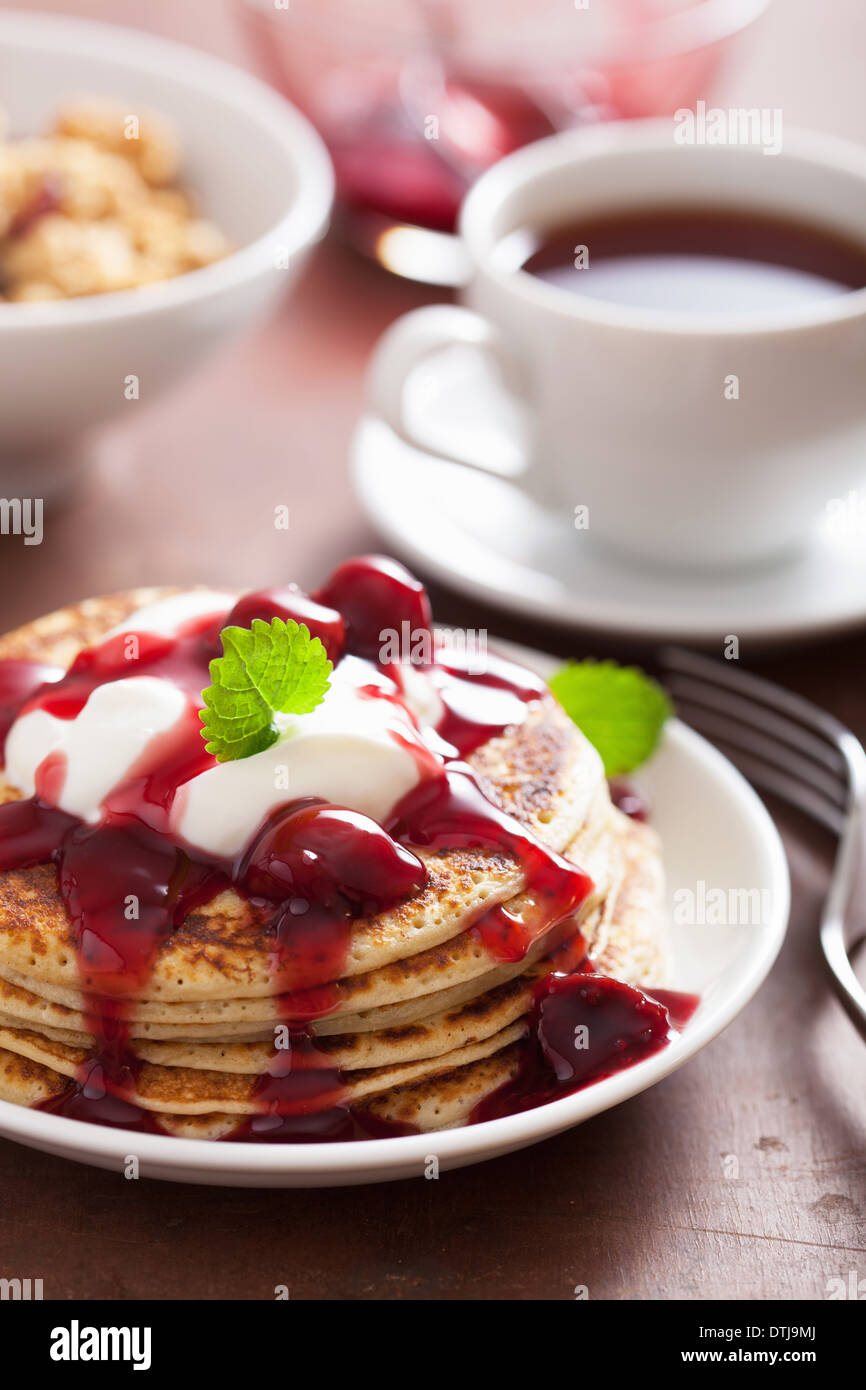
0;12;334;494
0;99;231;302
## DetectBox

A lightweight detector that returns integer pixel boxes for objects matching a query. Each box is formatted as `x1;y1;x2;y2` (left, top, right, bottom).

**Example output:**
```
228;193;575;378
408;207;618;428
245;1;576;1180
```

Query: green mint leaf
199;618;332;762
549;659;672;776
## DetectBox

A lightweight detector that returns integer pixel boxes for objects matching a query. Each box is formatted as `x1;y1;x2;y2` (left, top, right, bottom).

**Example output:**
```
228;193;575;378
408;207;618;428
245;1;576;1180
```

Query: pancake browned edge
0;590;668;1137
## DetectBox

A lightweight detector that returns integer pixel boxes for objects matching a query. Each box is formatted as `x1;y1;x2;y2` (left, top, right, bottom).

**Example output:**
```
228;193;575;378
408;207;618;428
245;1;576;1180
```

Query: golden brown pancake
0;594;605;1002
0;589;668;1136
0;1040;524;1137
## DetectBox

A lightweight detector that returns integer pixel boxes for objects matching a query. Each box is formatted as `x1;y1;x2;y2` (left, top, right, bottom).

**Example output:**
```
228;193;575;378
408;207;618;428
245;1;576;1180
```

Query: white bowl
0;10;334;494
0;642;790;1186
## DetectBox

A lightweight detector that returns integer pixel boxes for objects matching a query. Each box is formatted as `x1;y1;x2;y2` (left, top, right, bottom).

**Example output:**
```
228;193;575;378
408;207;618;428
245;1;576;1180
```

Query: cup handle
366;305;532;478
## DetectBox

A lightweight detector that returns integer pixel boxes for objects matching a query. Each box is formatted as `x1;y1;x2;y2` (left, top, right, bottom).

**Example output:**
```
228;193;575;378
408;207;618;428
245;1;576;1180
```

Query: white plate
352;412;866;644
0;642;790;1185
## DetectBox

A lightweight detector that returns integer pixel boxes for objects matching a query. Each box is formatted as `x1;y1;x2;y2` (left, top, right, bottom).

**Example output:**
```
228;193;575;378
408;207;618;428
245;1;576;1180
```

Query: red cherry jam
387;764;593;963
430;647;547;757
239;798;426;1002
0;559;688;1140
0;660;64;764
472;974;699;1123
313;554;432;662
608;778;650;822
225;588;345;664
241;798;426;907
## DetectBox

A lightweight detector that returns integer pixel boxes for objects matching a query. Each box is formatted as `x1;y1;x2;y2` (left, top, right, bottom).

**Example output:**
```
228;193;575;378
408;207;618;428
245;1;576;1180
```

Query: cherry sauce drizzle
472;972;699;1124
0;560;688;1140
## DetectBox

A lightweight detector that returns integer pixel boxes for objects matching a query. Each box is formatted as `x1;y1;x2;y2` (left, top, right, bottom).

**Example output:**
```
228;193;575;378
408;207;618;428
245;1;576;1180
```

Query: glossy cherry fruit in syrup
239;797;427;910
536;972;671;1085
225;588;345;664
313;555;432;663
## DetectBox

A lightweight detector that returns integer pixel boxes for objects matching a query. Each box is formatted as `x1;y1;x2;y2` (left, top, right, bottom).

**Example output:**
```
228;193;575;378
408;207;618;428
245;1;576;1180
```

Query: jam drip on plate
608;778;650;822
472;972;699;1124
0;558;686;1140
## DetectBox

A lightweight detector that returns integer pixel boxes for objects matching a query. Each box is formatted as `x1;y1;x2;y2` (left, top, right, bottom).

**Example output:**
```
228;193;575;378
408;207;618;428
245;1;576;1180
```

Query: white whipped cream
5;593;434;860
396;660;444;729
104;589;237;638
175;673;425;858
5;676;188;823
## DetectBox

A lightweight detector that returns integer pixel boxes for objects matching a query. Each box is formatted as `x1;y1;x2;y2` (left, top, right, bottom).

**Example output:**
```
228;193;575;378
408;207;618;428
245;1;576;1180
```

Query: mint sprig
200;618;332;762
549;659;672;776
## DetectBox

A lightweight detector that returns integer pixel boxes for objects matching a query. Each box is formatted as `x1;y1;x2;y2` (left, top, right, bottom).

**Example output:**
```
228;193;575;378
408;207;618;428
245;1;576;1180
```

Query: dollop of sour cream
175;664;432;858
105;589;238;638
5;591;440;861
6;676;187;823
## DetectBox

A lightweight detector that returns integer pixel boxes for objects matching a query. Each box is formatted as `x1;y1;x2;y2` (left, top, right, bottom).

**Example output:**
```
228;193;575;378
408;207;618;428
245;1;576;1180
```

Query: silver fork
657;646;866;1040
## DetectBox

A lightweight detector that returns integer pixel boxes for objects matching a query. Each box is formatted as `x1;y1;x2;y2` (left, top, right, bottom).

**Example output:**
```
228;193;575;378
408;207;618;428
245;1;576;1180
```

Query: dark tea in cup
497;207;866;315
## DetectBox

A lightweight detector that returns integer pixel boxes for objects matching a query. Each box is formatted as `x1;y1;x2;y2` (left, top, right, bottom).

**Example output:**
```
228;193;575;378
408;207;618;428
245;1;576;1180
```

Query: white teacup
368;120;866;570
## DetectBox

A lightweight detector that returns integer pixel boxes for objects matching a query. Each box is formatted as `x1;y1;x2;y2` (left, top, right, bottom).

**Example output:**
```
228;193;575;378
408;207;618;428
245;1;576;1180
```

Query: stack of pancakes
0;592;667;1137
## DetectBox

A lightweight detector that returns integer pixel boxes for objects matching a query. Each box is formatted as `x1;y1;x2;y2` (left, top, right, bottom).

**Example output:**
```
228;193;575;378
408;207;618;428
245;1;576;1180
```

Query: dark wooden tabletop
0;0;863;1301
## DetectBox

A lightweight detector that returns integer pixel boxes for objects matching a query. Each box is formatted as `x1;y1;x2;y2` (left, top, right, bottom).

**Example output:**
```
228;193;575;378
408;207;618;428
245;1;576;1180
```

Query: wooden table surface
0;0;864;1301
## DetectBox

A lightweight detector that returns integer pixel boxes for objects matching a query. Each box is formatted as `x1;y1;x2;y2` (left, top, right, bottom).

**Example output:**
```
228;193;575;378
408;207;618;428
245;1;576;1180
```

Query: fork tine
670;694;848;811
665;673;847;782
659;645;852;745
820;766;866;1038
658;646;866;1040
678;720;846;834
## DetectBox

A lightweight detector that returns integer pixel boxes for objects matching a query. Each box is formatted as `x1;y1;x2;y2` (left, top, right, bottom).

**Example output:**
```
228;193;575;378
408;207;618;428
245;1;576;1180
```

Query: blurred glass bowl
238;0;769;285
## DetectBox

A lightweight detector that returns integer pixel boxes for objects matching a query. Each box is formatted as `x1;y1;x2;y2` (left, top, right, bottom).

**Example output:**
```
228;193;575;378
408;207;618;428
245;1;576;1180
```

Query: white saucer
351;411;866;644
0;643;789;1186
